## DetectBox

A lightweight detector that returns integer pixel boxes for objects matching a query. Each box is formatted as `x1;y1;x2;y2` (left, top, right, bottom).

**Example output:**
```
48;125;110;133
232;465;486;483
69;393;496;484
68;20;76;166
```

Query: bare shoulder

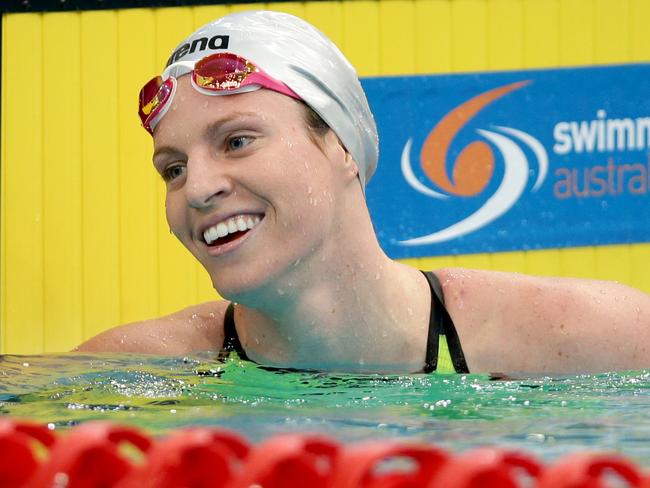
75;300;231;355
435;268;650;373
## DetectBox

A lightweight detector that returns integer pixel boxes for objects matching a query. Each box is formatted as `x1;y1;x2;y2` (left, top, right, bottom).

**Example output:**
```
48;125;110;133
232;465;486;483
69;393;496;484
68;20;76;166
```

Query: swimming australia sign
363;64;650;258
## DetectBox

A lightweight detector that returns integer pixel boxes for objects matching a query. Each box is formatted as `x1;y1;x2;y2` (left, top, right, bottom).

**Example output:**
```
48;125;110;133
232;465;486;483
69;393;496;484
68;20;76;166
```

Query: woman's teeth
203;215;261;245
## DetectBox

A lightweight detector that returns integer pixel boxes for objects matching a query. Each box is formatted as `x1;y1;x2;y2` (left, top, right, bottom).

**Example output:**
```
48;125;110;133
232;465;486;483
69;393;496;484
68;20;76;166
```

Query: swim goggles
138;52;302;135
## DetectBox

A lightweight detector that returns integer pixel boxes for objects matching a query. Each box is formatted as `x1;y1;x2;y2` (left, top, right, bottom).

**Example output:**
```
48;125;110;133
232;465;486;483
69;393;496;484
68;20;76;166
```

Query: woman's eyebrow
152;146;183;162
204;111;262;139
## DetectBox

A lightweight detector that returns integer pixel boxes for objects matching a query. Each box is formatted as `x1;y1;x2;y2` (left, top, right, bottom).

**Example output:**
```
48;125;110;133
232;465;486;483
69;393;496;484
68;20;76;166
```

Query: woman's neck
231;249;432;373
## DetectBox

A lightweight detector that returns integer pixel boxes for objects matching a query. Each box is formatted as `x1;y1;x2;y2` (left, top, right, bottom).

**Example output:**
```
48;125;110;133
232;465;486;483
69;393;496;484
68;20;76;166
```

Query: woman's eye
227;135;253;152
162;164;186;182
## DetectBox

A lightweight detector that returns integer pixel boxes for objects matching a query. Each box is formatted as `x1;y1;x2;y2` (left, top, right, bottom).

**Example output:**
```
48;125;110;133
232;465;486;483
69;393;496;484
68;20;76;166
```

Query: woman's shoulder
75;300;231;355
432;266;650;373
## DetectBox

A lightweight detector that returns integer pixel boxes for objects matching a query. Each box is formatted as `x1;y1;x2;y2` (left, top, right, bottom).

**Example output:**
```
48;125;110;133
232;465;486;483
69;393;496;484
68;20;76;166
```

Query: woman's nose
184;158;234;209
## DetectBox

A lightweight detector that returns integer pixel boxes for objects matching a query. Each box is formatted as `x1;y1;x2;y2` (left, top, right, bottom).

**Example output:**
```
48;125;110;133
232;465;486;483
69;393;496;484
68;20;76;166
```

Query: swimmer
77;10;650;374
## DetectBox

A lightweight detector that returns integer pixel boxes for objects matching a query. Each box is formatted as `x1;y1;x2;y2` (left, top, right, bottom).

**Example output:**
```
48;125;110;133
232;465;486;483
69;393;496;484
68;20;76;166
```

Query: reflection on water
1;353;650;464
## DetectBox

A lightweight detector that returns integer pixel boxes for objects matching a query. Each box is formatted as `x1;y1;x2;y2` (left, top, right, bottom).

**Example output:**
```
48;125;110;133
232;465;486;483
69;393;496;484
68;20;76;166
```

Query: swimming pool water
1;353;650;465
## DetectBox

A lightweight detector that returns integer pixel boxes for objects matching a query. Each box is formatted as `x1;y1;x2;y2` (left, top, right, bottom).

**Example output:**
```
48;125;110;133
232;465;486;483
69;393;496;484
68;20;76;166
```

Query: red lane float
429;448;542;488
29;422;151;488
1;419;648;487
231;434;339;488
331;442;448;488
536;453;644;488
0;419;56;488
118;427;249;488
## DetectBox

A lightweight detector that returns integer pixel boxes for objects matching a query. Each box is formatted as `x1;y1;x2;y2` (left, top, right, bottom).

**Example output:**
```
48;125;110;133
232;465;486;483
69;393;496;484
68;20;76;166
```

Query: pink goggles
138;52;301;135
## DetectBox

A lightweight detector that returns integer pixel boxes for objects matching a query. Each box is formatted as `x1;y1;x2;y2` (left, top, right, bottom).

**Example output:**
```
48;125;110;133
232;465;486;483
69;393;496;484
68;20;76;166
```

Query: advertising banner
363;64;650;258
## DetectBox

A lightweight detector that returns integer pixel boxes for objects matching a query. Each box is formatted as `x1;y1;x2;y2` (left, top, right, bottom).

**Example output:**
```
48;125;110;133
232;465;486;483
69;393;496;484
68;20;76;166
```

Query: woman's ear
321;130;359;181
344;150;360;178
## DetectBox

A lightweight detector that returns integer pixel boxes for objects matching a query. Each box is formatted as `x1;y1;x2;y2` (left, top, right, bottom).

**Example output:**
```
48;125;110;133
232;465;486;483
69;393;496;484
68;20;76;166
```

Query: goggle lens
193;53;256;91
139;77;175;133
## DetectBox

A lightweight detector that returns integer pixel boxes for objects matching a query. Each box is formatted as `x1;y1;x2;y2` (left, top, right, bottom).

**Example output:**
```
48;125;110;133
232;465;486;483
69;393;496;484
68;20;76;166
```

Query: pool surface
1;353;650;465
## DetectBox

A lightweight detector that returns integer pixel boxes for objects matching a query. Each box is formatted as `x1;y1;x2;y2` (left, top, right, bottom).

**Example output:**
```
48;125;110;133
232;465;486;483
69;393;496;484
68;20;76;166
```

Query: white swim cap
162;10;379;187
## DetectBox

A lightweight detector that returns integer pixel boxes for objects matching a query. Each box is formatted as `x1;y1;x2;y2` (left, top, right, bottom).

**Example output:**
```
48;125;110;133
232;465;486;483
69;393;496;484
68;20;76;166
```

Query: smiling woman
71;9;650;376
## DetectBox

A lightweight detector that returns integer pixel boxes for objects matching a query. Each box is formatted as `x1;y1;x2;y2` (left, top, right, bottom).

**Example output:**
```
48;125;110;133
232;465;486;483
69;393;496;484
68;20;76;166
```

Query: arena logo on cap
166;35;230;66
398;81;548;246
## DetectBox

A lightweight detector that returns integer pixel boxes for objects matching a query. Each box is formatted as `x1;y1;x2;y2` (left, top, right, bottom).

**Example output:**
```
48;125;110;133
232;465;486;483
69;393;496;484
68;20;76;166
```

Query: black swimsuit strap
222;302;249;361
422;272;442;373
421;271;469;374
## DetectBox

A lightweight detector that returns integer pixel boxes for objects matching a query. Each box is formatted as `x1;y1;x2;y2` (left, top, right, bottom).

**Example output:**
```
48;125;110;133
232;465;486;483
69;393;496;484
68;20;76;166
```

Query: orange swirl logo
400;80;548;245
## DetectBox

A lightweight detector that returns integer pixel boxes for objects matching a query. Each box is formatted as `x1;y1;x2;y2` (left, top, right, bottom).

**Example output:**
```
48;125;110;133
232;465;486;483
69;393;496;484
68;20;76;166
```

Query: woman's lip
203;218;261;257
199;212;265;243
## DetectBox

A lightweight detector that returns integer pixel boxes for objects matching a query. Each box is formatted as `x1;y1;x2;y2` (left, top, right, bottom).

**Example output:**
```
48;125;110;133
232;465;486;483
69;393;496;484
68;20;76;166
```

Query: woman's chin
209;270;275;304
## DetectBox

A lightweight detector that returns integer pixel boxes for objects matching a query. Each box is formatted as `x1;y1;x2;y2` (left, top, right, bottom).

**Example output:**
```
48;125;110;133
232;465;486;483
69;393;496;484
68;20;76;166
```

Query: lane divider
1;418;648;487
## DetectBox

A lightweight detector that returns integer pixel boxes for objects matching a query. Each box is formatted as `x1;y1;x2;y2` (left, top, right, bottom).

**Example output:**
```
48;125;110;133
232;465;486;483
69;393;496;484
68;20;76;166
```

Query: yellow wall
2;0;650;353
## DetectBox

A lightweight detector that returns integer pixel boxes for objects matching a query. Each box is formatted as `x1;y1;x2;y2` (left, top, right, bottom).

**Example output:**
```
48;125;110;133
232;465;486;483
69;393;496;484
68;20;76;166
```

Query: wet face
152;76;350;301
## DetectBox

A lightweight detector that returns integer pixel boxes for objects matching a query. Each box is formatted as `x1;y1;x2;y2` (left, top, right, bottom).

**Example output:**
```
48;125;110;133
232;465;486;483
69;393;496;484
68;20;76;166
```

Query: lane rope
1;419;647;487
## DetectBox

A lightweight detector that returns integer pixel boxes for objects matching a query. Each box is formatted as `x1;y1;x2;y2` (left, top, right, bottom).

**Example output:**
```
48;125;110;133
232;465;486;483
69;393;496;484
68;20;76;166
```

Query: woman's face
152;76;348;300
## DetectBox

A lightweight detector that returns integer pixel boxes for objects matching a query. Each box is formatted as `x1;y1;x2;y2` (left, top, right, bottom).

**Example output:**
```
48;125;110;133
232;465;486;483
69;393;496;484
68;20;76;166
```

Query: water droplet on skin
191;313;198;320
307;186;313;194
407;307;414;316
375;272;381;280
202;101;209;108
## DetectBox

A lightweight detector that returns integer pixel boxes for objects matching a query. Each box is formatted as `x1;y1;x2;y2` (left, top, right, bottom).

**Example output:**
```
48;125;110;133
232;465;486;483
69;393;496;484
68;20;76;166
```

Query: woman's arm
75;301;229;355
